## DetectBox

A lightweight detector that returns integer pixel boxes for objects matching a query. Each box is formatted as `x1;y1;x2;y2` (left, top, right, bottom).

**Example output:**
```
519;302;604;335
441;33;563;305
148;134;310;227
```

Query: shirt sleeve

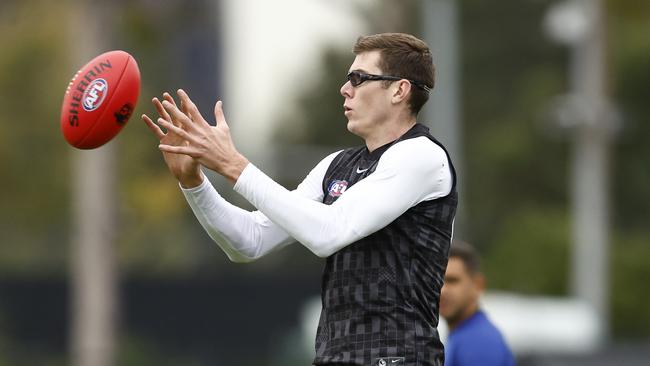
181;151;341;262
234;136;452;258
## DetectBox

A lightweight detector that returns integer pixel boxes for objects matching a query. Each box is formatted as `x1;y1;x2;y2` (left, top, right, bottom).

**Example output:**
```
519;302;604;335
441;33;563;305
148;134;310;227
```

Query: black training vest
313;123;458;366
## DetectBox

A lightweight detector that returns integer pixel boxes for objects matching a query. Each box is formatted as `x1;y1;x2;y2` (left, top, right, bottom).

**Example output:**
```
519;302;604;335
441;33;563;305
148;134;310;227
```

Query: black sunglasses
346;71;431;92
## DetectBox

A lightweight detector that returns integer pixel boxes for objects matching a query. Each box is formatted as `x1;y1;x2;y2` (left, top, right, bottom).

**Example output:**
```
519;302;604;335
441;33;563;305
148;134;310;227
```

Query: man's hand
142;92;203;188
154;89;249;184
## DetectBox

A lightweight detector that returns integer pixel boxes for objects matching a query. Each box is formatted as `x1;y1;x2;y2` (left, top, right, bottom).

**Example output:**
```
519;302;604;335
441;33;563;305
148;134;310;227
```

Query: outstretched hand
142;92;203;188
147;89;249;184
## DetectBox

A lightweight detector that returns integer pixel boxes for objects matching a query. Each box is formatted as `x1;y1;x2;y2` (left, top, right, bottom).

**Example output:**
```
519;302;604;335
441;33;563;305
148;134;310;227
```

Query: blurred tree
0;1;71;275
607;0;650;338
610;231;650;337
483;207;570;296
460;0;569;253
114;0;228;277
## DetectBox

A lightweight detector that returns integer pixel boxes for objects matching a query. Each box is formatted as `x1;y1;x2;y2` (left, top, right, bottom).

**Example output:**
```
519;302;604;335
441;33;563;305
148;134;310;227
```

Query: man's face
440;257;484;326
340;50;394;139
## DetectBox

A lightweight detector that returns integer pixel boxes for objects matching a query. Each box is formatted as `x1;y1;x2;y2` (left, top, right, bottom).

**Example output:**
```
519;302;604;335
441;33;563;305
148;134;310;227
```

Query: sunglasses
346;71;431;92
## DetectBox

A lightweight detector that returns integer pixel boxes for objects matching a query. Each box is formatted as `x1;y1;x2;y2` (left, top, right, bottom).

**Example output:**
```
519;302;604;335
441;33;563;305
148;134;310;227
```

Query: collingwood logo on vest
375;357;404;366
327;179;348;197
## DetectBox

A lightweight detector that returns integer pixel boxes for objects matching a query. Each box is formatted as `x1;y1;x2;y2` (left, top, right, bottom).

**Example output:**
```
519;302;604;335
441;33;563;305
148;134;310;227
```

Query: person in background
440;241;515;366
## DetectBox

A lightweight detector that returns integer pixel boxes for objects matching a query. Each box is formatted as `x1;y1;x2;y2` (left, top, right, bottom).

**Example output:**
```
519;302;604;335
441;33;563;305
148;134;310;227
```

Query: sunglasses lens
348;72;361;87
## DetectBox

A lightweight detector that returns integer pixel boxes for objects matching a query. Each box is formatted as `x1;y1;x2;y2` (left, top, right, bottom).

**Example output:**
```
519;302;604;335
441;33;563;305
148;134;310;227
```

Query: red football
60;50;140;149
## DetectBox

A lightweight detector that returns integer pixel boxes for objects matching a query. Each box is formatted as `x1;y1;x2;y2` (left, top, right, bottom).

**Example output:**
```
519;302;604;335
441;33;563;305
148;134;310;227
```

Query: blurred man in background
440;241;515;366
143;33;457;366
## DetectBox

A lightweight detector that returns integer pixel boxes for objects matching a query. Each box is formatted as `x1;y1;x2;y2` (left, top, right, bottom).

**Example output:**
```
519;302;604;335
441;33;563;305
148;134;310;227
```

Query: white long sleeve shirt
181;136;452;262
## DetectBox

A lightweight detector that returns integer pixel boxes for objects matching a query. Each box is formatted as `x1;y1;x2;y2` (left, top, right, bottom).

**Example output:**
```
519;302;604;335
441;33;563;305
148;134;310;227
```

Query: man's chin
346;120;363;137
346;120;357;134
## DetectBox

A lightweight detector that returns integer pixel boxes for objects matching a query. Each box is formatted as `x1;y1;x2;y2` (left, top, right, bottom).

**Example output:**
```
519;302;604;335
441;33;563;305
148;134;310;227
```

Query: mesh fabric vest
313;123;457;366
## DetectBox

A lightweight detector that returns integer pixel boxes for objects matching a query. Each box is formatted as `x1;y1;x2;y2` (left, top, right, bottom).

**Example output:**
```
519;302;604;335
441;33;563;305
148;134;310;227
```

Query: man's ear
392;79;412;104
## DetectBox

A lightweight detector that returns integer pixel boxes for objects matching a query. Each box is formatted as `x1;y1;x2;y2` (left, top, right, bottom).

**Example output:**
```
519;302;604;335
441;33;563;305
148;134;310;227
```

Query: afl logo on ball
82;78;108;111
327;180;348;197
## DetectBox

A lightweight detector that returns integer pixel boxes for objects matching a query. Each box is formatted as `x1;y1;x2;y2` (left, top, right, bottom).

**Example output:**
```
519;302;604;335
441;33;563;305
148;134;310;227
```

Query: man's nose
340;81;353;98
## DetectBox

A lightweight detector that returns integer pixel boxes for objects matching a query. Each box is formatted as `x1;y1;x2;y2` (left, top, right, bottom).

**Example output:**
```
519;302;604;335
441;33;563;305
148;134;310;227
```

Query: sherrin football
60;50;140;149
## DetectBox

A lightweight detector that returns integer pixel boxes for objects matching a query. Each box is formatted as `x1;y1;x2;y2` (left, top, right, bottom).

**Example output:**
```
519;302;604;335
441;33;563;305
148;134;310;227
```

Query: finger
162;92;184;126
161;99;202;135
159;143;198;157
142;114;165;140
177;89;210;127
214;100;229;129
162;92;177;106
152;97;171;121
177;90;190;117
157;117;197;142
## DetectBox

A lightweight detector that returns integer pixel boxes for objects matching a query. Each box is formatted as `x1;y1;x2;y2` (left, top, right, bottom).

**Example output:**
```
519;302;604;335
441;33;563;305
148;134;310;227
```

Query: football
60;50;141;149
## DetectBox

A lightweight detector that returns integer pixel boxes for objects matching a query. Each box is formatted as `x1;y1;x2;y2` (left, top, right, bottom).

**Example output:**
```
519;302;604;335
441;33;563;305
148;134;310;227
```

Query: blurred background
1;0;649;365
